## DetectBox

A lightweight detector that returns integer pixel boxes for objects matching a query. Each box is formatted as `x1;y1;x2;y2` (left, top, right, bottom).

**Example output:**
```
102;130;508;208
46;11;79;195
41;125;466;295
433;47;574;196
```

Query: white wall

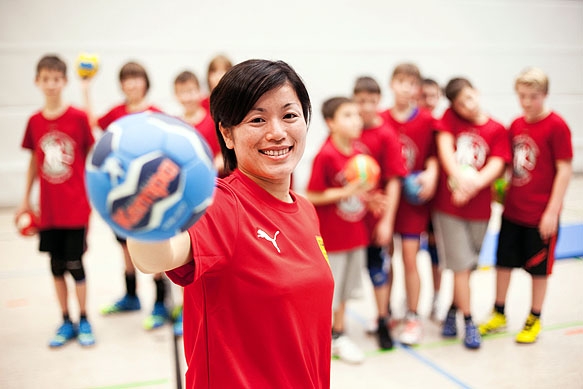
1;0;582;206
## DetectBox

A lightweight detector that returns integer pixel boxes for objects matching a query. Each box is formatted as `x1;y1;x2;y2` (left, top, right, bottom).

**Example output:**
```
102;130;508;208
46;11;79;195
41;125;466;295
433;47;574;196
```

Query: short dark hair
119;61;150;92
174;70;200;89
210;59;312;173
36;55;67;78
391;63;421;82
321;97;353;120
444;77;473;102
353;76;381;95
422;78;440;88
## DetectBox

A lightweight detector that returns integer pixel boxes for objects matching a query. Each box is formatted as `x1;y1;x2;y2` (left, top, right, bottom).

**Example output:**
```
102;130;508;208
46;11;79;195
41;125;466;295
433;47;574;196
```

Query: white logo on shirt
257;229;281;253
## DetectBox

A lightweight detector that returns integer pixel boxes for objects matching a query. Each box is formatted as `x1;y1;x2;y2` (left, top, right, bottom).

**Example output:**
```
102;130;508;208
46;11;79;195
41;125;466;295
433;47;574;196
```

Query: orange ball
344;154;380;187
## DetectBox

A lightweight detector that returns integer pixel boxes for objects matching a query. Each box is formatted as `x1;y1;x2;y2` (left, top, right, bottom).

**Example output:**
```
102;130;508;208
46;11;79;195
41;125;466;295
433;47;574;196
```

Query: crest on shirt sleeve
316;236;329;266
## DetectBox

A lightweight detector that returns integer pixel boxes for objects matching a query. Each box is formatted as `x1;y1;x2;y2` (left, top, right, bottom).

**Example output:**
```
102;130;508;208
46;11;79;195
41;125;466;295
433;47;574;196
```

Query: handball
492;177;508;204
402;171;426;205
16;210;38;237
76;53;99;79
344;154;380;187
86;112;217;241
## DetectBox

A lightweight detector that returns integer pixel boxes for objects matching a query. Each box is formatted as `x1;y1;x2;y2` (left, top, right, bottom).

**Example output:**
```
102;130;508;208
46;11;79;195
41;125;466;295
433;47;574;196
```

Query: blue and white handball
86;112;217;241
402;170;426;205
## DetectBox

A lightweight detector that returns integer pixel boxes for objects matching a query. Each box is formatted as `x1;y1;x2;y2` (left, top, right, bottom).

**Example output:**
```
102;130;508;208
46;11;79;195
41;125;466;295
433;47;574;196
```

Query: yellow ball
76;53;99;79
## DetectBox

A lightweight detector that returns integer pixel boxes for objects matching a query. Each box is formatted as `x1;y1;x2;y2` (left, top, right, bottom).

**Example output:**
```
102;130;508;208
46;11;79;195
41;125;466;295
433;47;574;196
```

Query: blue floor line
347;307;472;388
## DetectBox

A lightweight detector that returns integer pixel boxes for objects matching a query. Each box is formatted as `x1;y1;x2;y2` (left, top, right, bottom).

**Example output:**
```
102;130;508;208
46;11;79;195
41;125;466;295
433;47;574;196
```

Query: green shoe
101;295;141;315
143;302;169;330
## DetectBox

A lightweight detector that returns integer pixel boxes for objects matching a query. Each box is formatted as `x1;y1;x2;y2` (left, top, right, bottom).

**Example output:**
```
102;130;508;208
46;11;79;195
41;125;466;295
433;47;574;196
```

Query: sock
448;304;457;313
464;314;473;324
155;277;166;304
63;313;71;323
125;273;137;297
494;303;505;315
332;329;343;339
530;310;541;318
80;313;87;321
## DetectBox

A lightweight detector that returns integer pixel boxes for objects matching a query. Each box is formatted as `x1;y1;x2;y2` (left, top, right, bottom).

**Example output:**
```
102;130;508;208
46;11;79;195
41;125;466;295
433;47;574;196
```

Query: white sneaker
332;335;365;364
399;313;422;346
430;295;443;322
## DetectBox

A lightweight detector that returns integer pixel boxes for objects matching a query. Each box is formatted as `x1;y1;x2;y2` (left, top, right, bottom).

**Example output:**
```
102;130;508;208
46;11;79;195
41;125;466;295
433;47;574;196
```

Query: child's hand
344;179;375;198
539;209;559;240
363;190;387;217
416;169;438;203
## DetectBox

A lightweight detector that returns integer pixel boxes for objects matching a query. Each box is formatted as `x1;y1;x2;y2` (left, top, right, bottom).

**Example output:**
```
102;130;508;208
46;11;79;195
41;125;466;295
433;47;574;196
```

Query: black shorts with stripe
496;217;557;276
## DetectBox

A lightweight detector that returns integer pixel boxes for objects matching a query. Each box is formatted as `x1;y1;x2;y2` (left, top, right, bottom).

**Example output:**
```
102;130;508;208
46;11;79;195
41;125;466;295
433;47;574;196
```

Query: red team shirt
307;138;370;252
21;106;95;229
97;104;163;130
383;108;437;234
433;108;512;220
189;110;220;157
358;119;408;236
503;112;573;226
167;169;334;389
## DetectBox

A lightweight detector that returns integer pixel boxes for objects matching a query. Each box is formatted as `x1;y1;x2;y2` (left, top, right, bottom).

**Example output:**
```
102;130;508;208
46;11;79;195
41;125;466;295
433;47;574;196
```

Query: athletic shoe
77;318;96;347
100;294;141;315
515;314;541;344
442;309;457;338
143;301;169;330
399;313;422;346
332;335;365;364
464;321;481;349
478;311;507;336
376;317;393;350
49;321;77;348
173;306;183;337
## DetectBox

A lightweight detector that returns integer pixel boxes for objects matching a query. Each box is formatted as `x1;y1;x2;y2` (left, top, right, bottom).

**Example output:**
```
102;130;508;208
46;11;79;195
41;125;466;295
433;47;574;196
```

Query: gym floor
1;175;582;389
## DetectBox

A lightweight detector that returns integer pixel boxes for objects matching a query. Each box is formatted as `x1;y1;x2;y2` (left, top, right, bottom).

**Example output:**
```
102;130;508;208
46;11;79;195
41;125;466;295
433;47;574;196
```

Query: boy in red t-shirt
433;77;511;349
382;63;439;346
306;97;372;364
174;70;223;175
16;55;95;347
353;77;407;350
81;61;169;331
479;67;573;344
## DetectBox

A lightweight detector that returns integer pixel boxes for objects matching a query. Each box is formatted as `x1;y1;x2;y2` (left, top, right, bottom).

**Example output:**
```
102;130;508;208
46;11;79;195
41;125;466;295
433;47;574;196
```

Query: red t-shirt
433;108;511;220
358;118;408;236
200;95;211;114
22;106;95;229
190;110;220;157
167;170;333;389
307;137;370;252
503;112;573;226
97;104;163;130
384;108;437;234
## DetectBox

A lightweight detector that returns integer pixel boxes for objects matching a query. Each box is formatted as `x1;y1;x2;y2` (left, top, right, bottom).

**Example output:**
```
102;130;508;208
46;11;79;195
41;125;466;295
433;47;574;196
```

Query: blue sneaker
173;306;183;337
442;309;457;338
464;321;481;349
77;318;96;347
143;302;169;330
49;321;77;348
101;294;141;315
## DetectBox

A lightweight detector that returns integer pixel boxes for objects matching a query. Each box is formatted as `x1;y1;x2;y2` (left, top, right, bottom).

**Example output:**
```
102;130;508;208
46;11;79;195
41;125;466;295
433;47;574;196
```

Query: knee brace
50;256;67;278
66;258;86;282
367;246;390;287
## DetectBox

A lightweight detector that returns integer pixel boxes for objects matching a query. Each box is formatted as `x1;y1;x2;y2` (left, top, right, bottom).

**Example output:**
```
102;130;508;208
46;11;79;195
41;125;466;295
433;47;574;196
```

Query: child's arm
371;177;401;247
80;78;98;128
15;153;38;220
452;156;505;207
417;156;439;202
127;230;192;274
305;180;373;206
539;159;572;240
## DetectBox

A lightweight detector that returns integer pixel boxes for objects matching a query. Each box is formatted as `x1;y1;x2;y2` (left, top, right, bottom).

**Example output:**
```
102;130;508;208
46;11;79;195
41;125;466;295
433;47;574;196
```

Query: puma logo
257;229;281;253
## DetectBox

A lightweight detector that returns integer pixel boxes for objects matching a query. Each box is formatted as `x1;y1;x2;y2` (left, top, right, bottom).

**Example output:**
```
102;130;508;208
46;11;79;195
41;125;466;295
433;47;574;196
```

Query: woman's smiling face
219;82;307;185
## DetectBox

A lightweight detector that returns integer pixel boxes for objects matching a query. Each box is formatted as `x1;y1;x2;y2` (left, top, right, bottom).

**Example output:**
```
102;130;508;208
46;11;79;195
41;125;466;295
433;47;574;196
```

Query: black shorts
496;217;557;276
39;228;87;259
